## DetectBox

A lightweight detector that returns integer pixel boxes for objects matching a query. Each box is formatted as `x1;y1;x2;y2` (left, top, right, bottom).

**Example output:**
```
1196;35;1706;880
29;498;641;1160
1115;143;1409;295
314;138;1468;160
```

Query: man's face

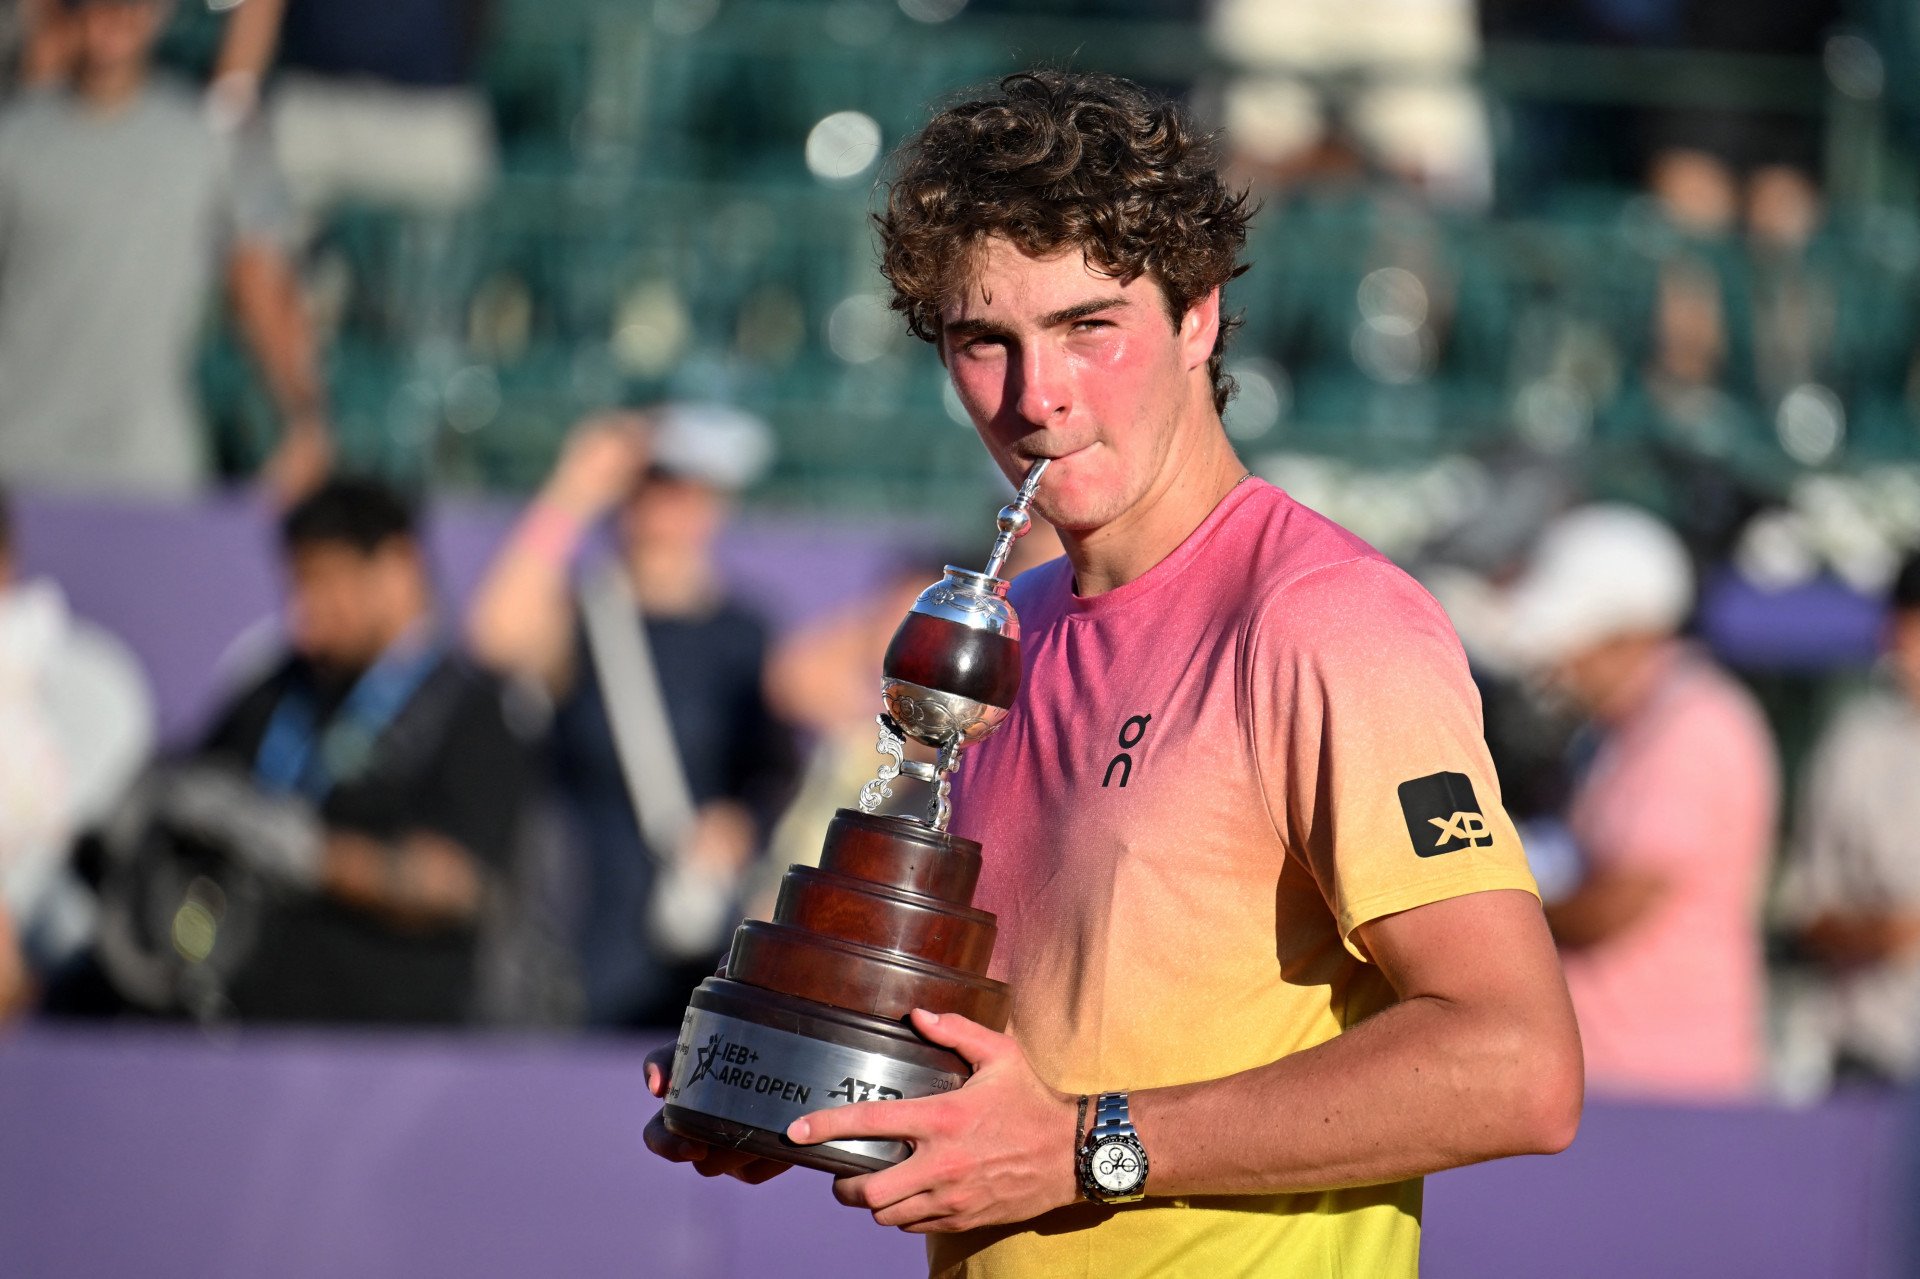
73;0;165;78
284;541;420;673
1890;611;1920;706
939;238;1217;534
619;473;726;561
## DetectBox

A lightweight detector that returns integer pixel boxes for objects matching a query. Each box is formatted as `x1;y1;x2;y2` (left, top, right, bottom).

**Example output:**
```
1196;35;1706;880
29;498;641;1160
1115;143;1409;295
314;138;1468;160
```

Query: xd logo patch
1398;771;1491;857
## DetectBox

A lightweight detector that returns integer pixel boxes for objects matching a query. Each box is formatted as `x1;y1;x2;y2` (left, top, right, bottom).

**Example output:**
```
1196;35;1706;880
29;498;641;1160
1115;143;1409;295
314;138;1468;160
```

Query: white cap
649;402;775;493
1504;504;1694;667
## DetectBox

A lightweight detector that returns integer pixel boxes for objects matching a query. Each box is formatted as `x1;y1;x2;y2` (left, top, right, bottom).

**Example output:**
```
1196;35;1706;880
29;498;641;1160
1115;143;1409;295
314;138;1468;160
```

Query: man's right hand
542;413;652;520
643;1043;793;1185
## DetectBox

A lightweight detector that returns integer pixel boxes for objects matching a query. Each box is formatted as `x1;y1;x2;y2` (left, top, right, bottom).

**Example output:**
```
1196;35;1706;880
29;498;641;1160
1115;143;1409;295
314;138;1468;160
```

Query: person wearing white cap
1506;503;1778;1100
467;405;797;1029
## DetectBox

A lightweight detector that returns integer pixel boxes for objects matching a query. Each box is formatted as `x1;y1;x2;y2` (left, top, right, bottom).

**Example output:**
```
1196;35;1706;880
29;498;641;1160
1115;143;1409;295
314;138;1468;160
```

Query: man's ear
1181;288;1221;372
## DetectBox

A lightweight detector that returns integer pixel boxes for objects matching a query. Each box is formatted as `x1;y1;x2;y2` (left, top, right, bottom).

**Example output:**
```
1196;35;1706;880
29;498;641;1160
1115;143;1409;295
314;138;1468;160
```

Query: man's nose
1011;343;1070;426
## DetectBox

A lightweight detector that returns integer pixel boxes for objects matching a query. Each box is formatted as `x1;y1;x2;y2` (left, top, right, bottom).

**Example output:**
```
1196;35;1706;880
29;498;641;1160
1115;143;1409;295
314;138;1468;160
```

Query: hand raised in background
540;412;654;521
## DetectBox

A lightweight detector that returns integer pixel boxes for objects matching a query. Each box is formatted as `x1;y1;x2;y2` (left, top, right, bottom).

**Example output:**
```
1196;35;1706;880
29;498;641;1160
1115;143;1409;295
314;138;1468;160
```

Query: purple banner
10;492;918;744
0;1026;1909;1279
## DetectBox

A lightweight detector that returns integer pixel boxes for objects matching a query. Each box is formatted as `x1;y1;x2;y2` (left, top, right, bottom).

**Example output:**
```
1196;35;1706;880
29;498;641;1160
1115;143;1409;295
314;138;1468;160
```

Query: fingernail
786;1119;810;1143
918;1009;939;1024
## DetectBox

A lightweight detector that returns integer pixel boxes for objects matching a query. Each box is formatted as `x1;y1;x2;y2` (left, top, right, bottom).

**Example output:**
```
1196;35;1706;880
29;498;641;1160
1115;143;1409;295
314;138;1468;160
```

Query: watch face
1089;1137;1145;1194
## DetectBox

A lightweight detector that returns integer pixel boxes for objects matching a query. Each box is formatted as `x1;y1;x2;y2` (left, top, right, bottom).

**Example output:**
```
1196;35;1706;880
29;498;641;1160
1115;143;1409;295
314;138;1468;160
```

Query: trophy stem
855;717;965;831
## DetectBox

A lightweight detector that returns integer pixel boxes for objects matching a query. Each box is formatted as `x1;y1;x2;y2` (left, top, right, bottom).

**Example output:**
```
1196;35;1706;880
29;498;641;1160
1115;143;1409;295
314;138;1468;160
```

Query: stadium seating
166;1;1920;517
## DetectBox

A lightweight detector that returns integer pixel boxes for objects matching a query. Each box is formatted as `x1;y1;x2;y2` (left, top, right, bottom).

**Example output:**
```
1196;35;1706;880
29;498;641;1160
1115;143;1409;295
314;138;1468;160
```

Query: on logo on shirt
1102;714;1153;788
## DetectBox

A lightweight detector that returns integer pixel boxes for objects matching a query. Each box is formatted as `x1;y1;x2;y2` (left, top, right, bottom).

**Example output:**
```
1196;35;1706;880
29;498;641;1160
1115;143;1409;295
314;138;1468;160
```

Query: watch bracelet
1078;1090;1149;1202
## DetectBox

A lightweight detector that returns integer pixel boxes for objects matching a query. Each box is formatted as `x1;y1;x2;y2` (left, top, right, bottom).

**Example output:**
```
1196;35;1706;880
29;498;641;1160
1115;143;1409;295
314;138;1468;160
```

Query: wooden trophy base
663;810;1007;1174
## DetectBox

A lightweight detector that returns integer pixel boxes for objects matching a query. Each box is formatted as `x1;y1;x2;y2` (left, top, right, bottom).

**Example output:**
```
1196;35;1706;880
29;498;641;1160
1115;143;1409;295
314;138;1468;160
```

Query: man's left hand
786;1009;1080;1233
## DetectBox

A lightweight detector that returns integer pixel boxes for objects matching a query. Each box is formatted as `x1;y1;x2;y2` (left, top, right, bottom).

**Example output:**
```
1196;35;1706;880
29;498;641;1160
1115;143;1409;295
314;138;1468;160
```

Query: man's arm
1798;910;1920;970
1545;867;1668;950
465;415;649;694
321;830;483;930
227;242;332;504
209;0;286;122
1127;888;1581;1197
796;887;1582;1231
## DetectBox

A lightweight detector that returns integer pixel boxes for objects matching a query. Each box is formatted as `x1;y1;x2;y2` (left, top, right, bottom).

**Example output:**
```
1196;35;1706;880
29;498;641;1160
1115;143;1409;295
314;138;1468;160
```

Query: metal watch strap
1079;1090;1149;1203
1091;1091;1137;1143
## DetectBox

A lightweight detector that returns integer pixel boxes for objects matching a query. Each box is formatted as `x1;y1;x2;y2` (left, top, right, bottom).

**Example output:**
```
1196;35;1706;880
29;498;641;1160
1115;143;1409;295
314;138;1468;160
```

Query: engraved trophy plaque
661;461;1049;1175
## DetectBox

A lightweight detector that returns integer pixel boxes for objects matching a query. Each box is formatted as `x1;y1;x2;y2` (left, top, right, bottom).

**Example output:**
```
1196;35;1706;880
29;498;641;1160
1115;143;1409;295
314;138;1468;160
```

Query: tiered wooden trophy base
663;809;1009;1175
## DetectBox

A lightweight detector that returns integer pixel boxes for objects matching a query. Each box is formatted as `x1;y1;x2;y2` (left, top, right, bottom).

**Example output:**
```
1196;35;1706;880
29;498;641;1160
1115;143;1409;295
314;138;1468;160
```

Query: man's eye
1071;320;1110;332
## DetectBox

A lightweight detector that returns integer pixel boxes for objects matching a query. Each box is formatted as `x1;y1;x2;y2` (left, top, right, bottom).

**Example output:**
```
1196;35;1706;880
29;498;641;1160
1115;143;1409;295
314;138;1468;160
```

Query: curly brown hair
877;70;1253;414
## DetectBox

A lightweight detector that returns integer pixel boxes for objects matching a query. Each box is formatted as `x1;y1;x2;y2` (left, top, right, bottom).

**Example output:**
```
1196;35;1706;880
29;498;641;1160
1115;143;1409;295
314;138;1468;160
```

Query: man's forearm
464;497;593;691
229;243;327;425
322;832;483;929
1130;989;1580;1198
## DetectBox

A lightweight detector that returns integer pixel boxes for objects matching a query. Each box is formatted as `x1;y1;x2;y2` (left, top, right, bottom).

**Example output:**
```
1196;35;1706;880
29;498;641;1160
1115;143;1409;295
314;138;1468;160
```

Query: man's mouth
1019;441;1094;464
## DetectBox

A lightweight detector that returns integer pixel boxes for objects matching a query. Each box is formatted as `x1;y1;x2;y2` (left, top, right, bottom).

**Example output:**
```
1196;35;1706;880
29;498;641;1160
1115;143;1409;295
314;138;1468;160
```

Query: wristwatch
1077;1091;1149;1204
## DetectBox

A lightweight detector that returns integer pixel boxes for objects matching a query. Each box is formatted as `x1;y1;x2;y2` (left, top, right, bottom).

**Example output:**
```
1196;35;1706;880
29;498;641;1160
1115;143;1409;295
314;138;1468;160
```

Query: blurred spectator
1207;0;1491;206
0;0;330;501
210;0;494;216
0;487;155;1010
1506;504;1778;1099
64;478;532;1023
468;407;797;1030
1774;550;1920;1089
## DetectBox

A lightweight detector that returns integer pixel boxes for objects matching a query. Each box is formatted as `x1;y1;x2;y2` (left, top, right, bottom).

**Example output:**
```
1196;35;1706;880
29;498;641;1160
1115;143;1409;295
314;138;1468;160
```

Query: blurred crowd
1;0;1920;1116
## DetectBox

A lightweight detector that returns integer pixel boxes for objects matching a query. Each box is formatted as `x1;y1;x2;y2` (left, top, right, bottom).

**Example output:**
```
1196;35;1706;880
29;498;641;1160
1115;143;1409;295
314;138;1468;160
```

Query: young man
647;71;1580;1276
0;0;329;501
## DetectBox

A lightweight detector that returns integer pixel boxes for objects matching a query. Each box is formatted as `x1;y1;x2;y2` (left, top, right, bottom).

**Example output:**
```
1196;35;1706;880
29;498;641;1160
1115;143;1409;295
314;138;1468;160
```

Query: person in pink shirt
646;70;1582;1279
1507;505;1778;1100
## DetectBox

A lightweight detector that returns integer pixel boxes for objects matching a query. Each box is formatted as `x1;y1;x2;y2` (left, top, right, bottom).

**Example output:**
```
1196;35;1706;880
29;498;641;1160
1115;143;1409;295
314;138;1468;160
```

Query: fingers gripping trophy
661;461;1050;1175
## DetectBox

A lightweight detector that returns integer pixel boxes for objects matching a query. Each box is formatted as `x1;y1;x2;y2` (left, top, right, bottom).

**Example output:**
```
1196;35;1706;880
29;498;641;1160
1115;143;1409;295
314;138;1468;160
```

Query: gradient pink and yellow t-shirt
932;479;1538;1279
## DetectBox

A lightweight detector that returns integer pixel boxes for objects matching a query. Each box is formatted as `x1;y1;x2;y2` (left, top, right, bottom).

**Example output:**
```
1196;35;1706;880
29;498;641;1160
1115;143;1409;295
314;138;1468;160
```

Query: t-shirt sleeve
1249;557;1538;960
215;123;296;251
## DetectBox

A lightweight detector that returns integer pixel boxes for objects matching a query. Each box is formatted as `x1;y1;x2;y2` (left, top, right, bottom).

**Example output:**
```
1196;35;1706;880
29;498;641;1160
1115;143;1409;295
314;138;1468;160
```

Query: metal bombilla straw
983;458;1052;580
859;458;1050;831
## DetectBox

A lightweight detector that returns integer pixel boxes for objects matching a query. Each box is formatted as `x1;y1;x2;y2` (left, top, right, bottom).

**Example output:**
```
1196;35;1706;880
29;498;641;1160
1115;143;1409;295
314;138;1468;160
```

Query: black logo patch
1398;772;1491;857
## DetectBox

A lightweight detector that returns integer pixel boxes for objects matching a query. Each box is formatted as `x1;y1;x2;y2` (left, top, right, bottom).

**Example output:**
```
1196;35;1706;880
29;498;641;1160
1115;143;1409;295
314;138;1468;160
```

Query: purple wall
0;1027;1909;1279
10;493;919;744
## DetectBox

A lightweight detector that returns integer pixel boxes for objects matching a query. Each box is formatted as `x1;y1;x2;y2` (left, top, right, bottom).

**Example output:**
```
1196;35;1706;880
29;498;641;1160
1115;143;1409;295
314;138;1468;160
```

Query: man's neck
628;548;720;618
78;65;148;113
1060;420;1247;597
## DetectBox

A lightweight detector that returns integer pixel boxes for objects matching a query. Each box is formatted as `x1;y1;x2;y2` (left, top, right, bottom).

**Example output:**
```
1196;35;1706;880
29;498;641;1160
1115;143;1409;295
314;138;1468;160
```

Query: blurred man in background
468;407;796;1030
59;478;531;1024
0;0;329;501
1776;550;1920;1089
1508;504;1777;1099
205;477;528;1021
0;488;155;1014
209;0;494;216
